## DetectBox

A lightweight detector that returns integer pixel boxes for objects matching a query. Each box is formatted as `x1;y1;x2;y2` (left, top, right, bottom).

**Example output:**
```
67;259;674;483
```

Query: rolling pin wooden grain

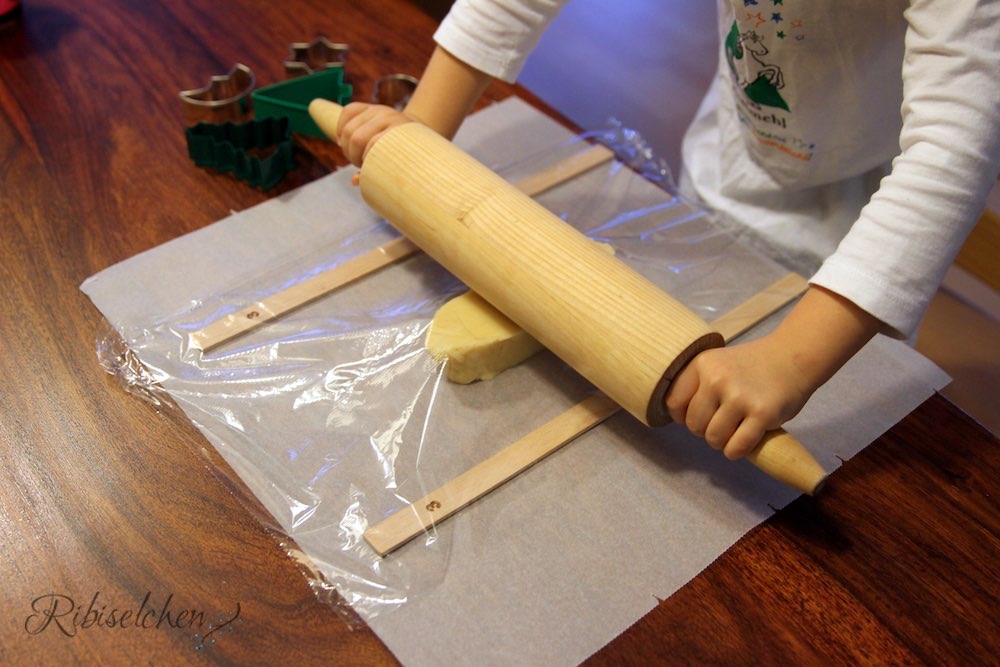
309;100;826;497
311;99;721;427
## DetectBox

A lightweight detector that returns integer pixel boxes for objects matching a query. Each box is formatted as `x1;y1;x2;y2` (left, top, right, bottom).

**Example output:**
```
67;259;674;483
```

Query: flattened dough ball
426;291;544;383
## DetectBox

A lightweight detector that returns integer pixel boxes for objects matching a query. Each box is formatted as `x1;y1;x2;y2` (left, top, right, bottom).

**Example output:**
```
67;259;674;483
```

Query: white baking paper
82;98;950;666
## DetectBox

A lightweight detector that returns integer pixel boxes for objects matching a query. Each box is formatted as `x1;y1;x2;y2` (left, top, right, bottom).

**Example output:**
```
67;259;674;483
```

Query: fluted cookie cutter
283;36;349;77
253;67;352;138
185;116;295;191
179;63;256;126
372;74;418;110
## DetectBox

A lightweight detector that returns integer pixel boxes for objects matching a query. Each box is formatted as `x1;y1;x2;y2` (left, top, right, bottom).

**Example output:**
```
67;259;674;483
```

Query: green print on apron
726;20;790;111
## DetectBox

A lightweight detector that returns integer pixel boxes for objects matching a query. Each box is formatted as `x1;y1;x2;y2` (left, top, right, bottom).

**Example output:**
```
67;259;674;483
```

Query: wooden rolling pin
310;100;827;495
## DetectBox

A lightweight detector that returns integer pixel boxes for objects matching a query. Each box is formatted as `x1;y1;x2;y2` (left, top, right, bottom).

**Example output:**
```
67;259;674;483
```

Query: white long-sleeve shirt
435;0;1000;337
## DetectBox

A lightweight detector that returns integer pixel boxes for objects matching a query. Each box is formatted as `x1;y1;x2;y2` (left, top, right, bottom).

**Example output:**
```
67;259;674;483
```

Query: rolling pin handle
746;429;828;496
309;99;345;143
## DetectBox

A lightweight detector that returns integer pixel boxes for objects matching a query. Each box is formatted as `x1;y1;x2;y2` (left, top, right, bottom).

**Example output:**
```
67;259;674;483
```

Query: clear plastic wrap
91;105;797;624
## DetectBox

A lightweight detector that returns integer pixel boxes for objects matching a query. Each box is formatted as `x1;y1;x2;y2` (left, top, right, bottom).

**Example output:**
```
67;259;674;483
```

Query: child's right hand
335;102;414;167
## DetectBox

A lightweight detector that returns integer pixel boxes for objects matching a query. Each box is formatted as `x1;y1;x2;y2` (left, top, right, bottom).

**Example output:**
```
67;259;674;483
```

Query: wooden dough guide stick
364;272;826;557
190;143;615;352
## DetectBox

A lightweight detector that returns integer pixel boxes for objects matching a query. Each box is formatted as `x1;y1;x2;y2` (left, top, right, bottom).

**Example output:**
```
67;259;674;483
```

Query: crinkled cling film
95;115;796;623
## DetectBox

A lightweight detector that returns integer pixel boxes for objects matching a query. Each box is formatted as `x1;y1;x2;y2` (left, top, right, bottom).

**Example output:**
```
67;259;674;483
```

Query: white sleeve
434;0;569;82
810;0;1000;338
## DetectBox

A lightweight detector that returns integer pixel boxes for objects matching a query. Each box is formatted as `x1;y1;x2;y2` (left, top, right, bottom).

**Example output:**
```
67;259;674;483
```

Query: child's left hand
665;285;883;459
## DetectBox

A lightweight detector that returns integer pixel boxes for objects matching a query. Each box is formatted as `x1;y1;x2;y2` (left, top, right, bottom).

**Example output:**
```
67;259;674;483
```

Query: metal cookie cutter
283;36;349;77
179;63;256;126
185;116;296;191
372;74;418;111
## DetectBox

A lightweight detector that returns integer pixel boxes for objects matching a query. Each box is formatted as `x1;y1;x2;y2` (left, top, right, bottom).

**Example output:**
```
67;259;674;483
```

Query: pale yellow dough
427;241;614;383
426;291;544;384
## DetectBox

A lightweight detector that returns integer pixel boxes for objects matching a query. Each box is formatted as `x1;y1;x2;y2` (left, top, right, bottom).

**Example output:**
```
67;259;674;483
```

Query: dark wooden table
2;1;997;664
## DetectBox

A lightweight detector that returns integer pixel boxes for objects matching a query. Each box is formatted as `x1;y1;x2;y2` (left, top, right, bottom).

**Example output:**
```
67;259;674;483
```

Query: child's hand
664;334;812;459
665;285;882;459
335;102;414;167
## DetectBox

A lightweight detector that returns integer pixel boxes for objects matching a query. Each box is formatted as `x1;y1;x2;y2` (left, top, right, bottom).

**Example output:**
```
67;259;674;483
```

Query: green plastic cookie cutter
252;67;352;137
185;116;295;191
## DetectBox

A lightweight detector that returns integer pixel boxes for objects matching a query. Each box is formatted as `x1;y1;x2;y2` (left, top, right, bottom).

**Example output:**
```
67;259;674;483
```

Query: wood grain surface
1;1;997;665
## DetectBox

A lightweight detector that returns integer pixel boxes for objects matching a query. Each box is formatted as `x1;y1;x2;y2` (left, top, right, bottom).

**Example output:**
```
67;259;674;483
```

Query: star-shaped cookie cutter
283;36;349;77
179;63;256;125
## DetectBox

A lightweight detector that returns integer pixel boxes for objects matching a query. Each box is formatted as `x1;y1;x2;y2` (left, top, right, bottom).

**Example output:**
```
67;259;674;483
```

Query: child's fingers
721;418;767;460
338;107;411;166
704;406;744;451
339;108;383;165
683;388;720;441
664;365;699;425
336;102;372;140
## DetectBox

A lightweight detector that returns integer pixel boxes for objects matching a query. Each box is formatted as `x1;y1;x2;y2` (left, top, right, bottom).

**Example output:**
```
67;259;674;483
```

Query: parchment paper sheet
82;98;949;666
